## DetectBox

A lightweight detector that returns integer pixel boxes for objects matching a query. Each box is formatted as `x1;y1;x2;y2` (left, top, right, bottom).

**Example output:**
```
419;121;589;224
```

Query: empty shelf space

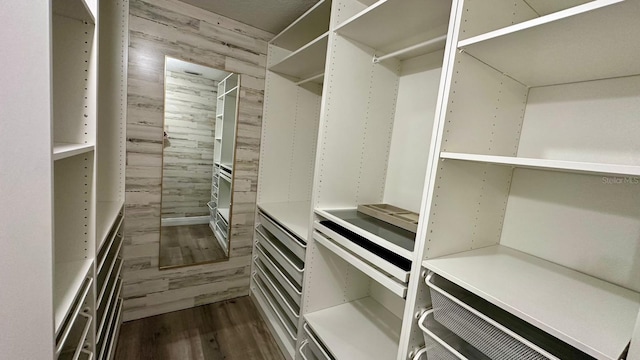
270;0;331;51
53;143;94;161
315;208;414;260
458;0;640;86
335;0;451;56
441;152;640;177
54;259;93;332
96;200;123;249
423;245;640;360
258;201;311;242
220;163;233;173
304;297;401;360
217;208;230;223
269;32;328;80
53;0;95;22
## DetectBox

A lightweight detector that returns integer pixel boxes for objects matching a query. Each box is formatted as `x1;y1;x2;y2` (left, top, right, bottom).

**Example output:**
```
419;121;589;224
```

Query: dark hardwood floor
114;296;285;360
160;224;227;268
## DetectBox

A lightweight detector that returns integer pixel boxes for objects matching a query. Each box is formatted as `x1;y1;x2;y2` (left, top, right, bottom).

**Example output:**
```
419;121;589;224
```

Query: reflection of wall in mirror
162;71;218;219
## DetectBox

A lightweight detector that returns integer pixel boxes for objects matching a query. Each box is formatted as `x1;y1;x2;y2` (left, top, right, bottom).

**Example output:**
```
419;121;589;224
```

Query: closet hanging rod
295;72;324;86
373;35;447;63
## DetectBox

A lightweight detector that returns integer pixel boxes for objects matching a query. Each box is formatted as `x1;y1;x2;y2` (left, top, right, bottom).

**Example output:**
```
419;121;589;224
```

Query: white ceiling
166;57;230;81
179;0;318;34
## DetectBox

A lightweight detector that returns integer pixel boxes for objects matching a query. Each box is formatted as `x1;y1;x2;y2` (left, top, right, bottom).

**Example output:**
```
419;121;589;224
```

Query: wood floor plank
114;296;284;360
160;224;227;268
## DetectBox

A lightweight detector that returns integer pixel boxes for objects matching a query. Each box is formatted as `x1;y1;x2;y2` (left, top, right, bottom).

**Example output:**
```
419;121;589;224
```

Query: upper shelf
258;201;311;242
423;245;640;360
53;0;96;23
269;32;328;80
270;0;331;51
335;0;451;58
53;143;94;161
459;0;640;87
441;152;640;177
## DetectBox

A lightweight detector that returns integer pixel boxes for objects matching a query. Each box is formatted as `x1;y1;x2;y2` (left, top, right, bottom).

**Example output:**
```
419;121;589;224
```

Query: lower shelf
304;297;401;360
251;285;296;360
423;245;640;359
54;259;94;332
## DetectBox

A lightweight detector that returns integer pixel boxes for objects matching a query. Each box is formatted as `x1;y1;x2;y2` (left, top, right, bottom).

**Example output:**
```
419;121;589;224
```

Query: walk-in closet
1;0;639;359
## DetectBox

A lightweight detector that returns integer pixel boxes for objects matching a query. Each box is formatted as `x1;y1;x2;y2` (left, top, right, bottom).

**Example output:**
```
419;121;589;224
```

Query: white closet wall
0;2;54;358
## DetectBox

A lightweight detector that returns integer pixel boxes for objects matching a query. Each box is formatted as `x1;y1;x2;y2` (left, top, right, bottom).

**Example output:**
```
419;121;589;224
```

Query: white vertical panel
257;71;321;204
441;52;527;156
500;169;640;292
55;154;95;263
425;160;512;259
383;51;443;213
97;0;128;203
314;34;398;209
301;241;370;313
369;281;405;319
458;0;538;41
0;2;54;359
517;75;640;166
53;15;96;145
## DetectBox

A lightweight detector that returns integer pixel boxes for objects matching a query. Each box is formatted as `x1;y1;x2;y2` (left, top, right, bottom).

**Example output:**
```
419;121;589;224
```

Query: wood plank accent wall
162;71;217;219
124;0;271;321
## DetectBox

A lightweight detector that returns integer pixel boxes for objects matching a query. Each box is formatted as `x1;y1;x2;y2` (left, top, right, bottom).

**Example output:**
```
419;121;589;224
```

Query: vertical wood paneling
124;0;271;321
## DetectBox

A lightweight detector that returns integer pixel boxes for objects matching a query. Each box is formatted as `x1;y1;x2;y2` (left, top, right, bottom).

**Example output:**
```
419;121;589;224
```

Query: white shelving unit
0;0;129;358
210;73;239;257
253;0;640;359
52;2;98;356
251;2;332;359
410;1;640;359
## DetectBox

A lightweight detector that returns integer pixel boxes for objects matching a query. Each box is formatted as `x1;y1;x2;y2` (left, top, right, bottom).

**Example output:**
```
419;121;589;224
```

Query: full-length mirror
159;57;239;269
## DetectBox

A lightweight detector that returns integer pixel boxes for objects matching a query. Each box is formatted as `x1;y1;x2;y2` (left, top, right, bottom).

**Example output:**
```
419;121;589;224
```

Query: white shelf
315;208;414;260
54;259;93;332
217;207;230;223
423;245;640;360
220;163;233;173
270;0;331;51
269;32;328;80
335;0;451;56
441;152;640;177
96;200;123;249
258;201;311;242
53;142;95;161
305;297;401;360
458;0;640;86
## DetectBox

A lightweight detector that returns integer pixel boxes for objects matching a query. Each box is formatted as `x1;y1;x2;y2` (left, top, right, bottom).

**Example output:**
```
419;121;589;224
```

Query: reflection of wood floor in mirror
160;224;226;268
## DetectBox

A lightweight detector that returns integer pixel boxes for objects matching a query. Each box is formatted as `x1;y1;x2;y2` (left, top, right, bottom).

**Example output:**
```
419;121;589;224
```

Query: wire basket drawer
425;272;587;360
